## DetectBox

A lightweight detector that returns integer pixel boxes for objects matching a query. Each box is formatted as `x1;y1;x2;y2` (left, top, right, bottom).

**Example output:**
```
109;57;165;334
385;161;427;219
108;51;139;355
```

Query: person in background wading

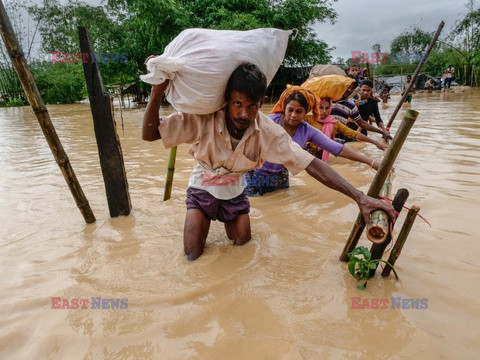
402;75;415;103
444;65;455;91
354;79;390;137
143;62;395;261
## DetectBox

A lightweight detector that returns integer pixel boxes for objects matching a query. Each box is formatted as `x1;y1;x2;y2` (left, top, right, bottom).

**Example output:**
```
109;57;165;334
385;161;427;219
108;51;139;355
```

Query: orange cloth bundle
301;75;355;102
271;85;320;121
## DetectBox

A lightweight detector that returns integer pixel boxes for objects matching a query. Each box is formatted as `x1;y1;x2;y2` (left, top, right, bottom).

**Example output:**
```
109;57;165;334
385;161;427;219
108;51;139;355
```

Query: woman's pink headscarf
318;97;337;163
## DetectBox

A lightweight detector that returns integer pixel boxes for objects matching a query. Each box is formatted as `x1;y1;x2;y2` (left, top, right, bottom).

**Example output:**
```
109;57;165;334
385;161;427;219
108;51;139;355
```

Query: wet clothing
244;113;343;196
354;98;384;135
186;187;250;222
244;169;289;197
304;114;359;142
158;108;315;200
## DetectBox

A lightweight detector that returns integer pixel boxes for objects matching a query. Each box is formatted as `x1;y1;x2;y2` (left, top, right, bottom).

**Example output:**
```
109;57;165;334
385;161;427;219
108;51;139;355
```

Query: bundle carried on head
309;64;346;78
141;28;292;114
301;75;355;102
271;85;320;121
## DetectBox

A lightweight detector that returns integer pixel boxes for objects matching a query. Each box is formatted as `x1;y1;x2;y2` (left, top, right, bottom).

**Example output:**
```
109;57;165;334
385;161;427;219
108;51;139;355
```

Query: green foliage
25;0;337;101
107;0;337;67
347;246;398;290
28;0;117;54
6;97;26;107
31;61;87;104
390;26;433;53
386;2;480;85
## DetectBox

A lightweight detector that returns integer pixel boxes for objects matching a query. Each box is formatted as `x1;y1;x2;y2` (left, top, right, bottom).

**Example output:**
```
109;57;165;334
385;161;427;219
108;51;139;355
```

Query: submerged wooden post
78;26;131;217
0;3;95;224
163;146;177;201
340;109;419;261
382;206;420;277
386;21;444;129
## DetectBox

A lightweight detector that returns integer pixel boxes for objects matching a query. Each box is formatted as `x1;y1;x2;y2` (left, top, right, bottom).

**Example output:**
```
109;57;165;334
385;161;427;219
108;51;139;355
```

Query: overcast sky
4;0;474;62
314;0;473;61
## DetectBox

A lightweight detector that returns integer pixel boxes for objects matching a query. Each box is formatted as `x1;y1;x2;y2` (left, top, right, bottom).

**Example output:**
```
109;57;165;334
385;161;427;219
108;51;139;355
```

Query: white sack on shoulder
140;28;292;114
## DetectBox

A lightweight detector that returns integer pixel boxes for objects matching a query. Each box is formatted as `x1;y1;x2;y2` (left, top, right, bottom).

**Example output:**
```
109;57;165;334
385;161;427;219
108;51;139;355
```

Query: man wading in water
143;62;395;260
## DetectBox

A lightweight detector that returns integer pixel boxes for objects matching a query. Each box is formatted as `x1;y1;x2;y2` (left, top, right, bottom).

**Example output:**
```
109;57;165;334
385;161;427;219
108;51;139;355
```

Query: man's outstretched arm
142;80;169;141
305;158;395;222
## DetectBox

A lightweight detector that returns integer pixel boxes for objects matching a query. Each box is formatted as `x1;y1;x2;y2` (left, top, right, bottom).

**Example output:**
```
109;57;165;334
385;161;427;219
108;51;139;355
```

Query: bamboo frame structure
163;146;177;201
0;2;96;224
340;109;419;261
382;206;420;277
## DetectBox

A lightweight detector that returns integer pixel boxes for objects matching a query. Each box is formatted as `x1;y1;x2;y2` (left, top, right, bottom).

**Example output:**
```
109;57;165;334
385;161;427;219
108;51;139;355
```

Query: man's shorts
186;187;250;222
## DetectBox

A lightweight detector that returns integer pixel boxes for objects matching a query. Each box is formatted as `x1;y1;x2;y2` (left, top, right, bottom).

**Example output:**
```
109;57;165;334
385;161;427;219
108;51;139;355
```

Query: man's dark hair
225;62;267;103
361;79;373;88
284;92;308;112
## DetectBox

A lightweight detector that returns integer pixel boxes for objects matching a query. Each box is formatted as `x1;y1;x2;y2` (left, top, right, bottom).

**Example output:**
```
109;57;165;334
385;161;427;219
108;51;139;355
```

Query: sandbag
301;74;355;102
141;28;292;114
309;64;346;78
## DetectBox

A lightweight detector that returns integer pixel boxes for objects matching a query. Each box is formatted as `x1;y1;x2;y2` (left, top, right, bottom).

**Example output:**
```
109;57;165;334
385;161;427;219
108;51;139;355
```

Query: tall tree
449;0;480;85
107;0;337;67
390;26;433;53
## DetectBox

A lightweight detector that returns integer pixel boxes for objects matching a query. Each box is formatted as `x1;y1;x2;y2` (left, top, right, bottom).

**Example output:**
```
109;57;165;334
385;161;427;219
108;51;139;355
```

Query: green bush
31;61;87;104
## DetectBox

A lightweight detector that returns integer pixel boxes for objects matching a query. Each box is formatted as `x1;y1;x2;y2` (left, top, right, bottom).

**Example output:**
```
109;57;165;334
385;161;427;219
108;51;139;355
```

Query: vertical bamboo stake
163;146;177;201
366;171;393;244
0;2;95;223
369;188;409;277
386;21;444;129
340;109;418;261
382;206;420;277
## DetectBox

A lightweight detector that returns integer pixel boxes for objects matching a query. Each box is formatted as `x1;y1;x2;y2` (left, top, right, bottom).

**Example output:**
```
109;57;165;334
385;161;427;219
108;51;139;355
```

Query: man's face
227;90;261;130
360;85;372;100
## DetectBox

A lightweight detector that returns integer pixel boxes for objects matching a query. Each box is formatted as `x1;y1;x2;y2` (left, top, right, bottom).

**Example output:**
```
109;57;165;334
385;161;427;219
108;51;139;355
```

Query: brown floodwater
1;90;479;359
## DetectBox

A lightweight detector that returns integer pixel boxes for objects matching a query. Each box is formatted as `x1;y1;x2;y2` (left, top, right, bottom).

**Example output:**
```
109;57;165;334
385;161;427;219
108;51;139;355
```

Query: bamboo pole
340;109;418;261
366;171;393;244
386;21;444;129
382;206;420;277
163;146;177;201
0;2;95;223
369;188;409;277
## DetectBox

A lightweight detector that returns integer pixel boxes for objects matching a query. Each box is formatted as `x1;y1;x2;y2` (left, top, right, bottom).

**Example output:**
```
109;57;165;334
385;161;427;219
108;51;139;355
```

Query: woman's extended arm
307;123;379;169
337;146;380;170
356;132;388;151
305;158;394;222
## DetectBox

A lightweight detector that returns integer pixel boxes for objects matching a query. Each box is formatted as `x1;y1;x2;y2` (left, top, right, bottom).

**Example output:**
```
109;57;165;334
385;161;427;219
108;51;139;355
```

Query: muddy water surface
1;90;479;359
